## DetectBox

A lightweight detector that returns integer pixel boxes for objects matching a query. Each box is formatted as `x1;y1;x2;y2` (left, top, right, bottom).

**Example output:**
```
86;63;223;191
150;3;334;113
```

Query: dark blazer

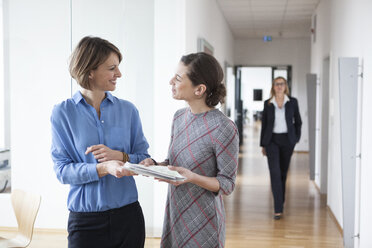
260;96;302;147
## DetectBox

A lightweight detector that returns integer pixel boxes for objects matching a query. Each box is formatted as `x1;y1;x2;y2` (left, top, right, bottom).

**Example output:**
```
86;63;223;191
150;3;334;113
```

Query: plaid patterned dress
161;108;239;248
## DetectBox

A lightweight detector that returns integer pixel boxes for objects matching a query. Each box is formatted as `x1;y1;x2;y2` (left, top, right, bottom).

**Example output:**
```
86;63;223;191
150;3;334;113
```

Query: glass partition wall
0;0;11;193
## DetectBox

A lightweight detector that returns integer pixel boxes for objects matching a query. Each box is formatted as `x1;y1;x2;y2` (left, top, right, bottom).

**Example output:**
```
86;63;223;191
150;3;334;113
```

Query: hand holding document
124;162;186;181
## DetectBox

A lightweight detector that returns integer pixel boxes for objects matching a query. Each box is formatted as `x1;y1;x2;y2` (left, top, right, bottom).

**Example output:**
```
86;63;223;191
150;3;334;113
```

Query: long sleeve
51;108;99;185
293;98;302;142
128;108;150;163
260;101;268;147
214;120;239;195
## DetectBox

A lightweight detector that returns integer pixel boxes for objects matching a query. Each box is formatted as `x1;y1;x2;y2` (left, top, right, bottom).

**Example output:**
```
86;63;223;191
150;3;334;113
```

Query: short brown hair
181;52;226;107
69;36;122;89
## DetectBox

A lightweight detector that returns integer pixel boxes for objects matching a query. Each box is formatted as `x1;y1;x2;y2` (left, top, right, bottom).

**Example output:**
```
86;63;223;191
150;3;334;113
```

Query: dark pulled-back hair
69;36;122;90
181;52;226;107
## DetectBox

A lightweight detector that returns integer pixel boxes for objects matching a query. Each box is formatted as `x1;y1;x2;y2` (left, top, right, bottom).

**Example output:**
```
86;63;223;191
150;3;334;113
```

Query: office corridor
0;124;344;248
224;124;343;247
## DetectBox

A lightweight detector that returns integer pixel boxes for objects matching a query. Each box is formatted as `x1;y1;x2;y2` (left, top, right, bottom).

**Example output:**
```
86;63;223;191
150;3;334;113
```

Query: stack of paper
124;162;186;181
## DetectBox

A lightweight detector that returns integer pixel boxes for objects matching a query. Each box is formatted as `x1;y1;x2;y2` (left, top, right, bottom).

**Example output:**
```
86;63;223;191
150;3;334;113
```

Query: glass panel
0;0;11;194
273;69;287;79
241;67;272;125
0;0;4;149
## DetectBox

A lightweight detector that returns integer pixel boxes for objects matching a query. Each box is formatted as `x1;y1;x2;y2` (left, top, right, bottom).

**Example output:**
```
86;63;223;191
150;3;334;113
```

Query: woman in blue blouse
51;36;150;248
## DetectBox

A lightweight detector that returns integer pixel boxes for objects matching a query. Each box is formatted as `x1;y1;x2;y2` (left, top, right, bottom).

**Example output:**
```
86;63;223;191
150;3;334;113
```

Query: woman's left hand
85;144;123;162
156;166;194;186
139;158;155;166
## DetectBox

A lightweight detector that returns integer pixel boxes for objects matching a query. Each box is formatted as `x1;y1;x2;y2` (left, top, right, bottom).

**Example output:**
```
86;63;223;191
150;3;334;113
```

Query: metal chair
0;189;41;247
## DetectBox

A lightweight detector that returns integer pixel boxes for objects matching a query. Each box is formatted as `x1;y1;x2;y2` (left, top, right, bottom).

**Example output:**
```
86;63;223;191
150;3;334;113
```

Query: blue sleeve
127;107;150;163
50;107;99;185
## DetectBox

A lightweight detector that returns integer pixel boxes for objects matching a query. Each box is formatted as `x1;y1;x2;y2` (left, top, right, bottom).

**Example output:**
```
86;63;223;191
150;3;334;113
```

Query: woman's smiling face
89;52;122;92
169;62;197;101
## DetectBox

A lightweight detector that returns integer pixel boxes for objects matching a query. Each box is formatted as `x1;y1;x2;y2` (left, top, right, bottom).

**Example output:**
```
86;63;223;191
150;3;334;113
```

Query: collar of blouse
270;95;290;109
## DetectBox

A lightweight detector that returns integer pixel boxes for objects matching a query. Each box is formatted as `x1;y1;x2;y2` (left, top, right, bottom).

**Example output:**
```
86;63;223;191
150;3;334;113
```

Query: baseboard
0;226;17;232
293;151;309;154
312;181;323;195
326;206;343;236
33;228;68;234
146;227;162;238
310;181;342;236
312;180;320;192
0;226;162;238
0;227;67;234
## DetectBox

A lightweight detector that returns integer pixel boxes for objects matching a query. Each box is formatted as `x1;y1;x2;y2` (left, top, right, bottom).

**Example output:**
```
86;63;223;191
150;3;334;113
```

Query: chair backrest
11;189;41;243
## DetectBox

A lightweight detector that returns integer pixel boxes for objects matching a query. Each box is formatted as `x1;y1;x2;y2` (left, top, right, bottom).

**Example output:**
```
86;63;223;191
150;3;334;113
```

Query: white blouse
271;95;290;134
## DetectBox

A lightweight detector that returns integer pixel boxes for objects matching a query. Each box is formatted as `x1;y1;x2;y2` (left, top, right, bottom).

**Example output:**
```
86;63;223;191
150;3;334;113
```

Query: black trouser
68;201;145;248
265;133;294;213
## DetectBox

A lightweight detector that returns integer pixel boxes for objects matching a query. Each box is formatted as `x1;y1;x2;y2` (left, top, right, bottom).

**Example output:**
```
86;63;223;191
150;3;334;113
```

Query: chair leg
6;235;30;248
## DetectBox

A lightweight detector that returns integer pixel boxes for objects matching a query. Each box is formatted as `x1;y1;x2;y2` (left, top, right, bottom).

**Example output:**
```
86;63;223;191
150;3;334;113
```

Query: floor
0;125;343;248
223;124;343;248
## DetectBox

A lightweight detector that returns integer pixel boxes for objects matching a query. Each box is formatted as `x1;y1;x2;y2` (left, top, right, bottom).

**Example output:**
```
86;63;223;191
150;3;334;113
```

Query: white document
124;162;186;181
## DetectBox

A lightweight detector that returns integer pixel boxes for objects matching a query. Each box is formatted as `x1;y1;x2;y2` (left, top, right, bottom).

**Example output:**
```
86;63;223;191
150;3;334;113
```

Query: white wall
152;0;186;236
328;3;363;235
359;0;372;246
312;1;372;247
311;0;344;229
310;0;331;202
313;0;363;231
121;0;158;236
0;0;72;228
185;0;235;67
235;38;311;151
225;67;235;121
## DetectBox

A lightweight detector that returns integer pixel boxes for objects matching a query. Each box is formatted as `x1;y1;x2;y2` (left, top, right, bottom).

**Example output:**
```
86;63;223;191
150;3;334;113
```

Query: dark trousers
68;201;145;248
265;133;294;213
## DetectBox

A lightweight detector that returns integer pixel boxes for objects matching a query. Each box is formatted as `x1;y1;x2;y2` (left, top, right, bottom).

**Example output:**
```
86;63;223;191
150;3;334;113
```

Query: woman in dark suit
260;76;302;220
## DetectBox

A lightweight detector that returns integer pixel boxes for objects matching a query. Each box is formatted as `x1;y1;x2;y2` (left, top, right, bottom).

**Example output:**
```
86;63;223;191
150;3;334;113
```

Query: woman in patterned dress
141;52;239;247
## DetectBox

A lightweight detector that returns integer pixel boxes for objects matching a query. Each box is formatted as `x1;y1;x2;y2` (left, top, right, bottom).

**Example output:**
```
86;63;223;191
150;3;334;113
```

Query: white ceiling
216;0;320;39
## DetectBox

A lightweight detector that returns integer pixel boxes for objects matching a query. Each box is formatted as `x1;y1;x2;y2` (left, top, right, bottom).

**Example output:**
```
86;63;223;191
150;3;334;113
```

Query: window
0;0;11;194
0;0;5;149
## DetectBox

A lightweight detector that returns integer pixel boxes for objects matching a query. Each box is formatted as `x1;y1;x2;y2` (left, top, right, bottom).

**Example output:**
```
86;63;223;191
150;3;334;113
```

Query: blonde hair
269;76;290;102
69;36;122;89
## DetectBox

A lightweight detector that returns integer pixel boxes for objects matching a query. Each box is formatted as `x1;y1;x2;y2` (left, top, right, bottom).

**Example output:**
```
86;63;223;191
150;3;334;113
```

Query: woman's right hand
261;147;266;156
139;158;155;167
97;160;135;178
85;144;123;162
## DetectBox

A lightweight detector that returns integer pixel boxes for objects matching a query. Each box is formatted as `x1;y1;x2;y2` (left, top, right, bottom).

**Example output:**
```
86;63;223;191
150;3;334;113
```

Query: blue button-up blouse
51;91;149;212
